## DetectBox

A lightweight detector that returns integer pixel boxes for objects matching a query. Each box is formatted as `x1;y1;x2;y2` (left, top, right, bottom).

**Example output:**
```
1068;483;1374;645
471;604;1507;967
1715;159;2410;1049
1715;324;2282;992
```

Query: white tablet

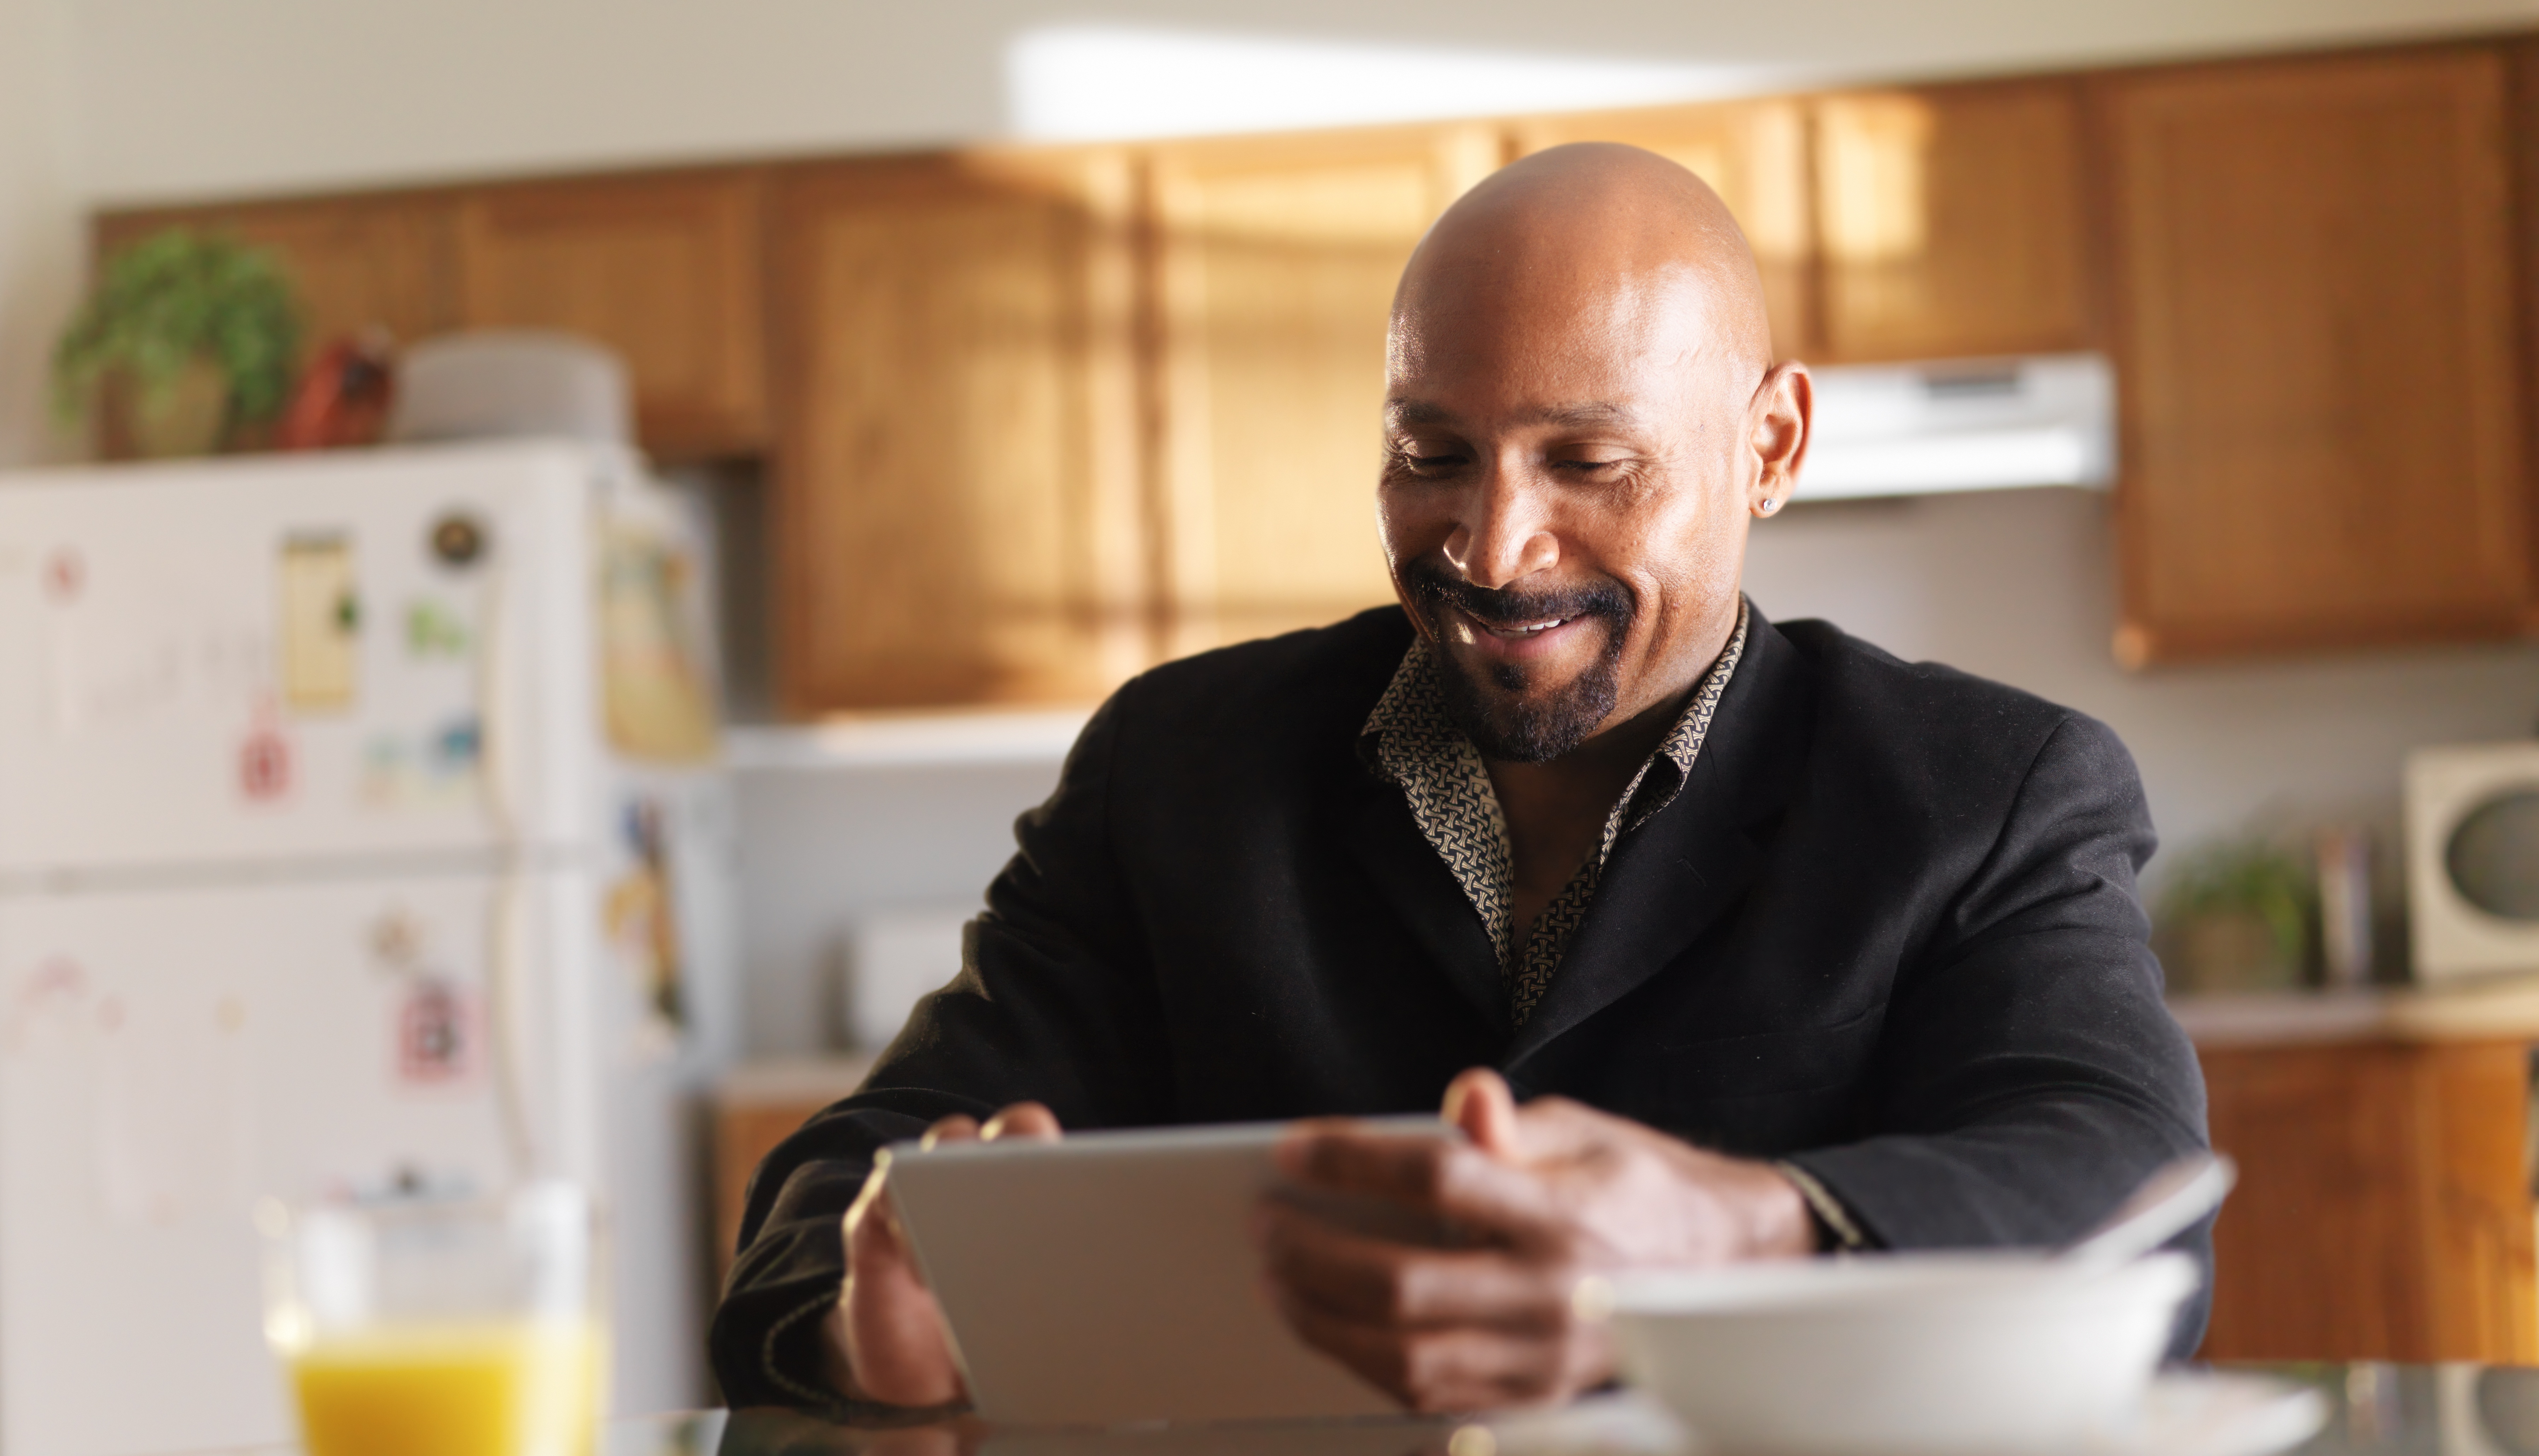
882;1117;1457;1427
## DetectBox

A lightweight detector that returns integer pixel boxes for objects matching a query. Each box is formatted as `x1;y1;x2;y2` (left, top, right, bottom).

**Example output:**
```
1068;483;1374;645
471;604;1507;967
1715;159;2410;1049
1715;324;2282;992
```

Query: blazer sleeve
706;683;1176;1410
1777;712;2213;1345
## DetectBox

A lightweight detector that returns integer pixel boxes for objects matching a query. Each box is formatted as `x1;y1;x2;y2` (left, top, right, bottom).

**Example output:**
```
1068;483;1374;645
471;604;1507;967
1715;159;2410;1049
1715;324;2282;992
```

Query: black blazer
712;604;2211;1406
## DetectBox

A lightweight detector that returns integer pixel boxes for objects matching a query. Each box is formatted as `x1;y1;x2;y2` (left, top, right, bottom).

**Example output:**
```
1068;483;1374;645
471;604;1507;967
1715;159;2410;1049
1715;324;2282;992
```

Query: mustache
1399;558;1635;630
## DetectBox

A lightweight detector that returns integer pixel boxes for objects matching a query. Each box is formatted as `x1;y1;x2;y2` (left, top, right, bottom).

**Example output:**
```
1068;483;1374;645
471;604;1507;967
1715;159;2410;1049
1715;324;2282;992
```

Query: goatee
1399;560;1635;764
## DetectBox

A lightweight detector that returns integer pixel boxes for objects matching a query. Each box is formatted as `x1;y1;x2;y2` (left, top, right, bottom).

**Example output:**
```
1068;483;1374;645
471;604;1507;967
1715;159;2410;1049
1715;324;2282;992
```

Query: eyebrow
1384;399;1644;430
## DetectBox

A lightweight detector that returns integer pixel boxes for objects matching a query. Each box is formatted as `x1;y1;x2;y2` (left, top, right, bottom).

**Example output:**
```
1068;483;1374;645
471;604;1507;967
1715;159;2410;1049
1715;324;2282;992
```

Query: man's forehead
1384;398;1648;432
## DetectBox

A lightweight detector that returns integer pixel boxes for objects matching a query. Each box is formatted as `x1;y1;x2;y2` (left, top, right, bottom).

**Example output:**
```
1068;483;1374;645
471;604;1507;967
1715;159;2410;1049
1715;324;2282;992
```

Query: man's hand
822;1102;1062;1406
1255;1069;1813;1412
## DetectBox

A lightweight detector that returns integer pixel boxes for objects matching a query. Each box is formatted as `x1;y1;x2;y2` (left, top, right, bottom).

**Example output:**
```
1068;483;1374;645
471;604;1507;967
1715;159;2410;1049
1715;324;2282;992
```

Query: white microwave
2406;741;2539;983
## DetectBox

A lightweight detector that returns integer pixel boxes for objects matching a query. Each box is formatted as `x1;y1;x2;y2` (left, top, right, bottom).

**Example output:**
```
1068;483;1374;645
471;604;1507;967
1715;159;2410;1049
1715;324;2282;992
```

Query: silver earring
1759;498;1777;514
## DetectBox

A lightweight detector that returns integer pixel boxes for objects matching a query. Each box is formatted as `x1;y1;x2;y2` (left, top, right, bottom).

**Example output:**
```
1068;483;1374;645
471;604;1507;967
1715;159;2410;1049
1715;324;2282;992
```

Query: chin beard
1400;560;1634;764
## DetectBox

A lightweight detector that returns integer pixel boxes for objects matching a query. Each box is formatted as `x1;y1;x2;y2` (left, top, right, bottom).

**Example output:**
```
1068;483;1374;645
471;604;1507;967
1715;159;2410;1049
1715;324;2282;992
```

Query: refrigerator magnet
395;977;478;1088
279;534;360;712
428;512;488;569
238;715;292;803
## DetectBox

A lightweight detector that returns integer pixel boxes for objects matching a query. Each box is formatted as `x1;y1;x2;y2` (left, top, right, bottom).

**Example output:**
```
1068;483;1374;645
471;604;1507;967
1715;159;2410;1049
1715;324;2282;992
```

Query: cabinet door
2200;1040;2537;1362
1151;125;1500;656
1511;102;1812;363
1813;80;2091;361
455;169;768;457
2099;48;2530;663
769;150;1143;711
95;193;459;366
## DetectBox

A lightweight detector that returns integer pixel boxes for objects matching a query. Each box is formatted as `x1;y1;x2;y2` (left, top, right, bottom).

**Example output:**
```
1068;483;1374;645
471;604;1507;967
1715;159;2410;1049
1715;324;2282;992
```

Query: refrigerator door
0;441;610;875
0;865;592;1456
593;766;740;1415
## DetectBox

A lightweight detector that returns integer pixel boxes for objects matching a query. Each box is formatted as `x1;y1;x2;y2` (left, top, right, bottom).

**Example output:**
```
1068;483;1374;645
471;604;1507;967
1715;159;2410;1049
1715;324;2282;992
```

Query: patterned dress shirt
1359;599;1750;1024
1356;596;1868;1250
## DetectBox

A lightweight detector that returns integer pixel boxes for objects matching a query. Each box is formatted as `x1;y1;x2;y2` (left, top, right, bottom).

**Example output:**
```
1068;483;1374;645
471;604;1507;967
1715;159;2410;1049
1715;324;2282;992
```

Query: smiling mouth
1468;612;1574;639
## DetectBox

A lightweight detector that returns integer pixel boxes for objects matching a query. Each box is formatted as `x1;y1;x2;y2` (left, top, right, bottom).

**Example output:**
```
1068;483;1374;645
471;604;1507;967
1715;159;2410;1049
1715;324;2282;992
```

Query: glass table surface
233;1363;2539;1456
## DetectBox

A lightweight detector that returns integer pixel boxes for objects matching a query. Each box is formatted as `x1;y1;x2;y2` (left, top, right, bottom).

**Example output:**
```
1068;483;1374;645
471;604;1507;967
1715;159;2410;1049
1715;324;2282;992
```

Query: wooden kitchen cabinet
768;149;1146;712
99;169;771;459
2199;1037;2538;1362
1512;83;2090;366
2096;47;2533;665
95;191;460;368
1512;101;1813;362
1812;80;2092;362
455;168;769;457
1149;124;1500;657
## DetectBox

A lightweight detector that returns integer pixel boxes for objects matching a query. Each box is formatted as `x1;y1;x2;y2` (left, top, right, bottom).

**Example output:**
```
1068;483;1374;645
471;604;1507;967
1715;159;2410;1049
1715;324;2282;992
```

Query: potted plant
2157;837;2317;994
51;228;303;458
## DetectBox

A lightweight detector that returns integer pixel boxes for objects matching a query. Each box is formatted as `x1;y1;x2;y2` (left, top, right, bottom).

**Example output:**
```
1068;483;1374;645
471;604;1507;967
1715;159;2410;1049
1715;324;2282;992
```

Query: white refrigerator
0;440;740;1456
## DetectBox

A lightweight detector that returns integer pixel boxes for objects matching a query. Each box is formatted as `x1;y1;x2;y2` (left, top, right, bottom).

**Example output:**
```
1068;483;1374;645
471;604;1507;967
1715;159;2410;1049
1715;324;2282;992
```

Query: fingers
1277;1125;1569;1249
919;1114;981;1150
922;1102;1060;1148
1267;1277;1612;1413
842;1249;966;1407
982;1101;1062;1141
1441;1068;1522;1158
1256;1199;1573;1332
845;1160;908;1258
839;1163;965;1406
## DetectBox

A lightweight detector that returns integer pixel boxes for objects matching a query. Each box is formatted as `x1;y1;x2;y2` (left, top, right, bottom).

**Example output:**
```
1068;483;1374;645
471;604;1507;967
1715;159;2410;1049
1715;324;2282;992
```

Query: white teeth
1461;606;1573;638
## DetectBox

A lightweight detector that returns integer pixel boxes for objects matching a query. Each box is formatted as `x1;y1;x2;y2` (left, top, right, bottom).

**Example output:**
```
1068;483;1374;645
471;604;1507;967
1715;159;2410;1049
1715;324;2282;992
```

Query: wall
61;0;2539;204
1742;488;2539;878
734;762;1067;1055
0;0;82;466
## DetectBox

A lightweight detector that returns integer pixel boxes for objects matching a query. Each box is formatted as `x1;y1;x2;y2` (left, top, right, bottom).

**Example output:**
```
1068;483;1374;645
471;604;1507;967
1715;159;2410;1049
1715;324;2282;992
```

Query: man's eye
1555;457;1624;474
1394;448;1466;474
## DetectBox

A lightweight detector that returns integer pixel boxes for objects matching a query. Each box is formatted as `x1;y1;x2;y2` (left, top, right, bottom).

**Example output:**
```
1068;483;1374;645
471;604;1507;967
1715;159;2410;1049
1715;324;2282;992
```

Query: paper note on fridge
279;534;360;712
40;539;269;738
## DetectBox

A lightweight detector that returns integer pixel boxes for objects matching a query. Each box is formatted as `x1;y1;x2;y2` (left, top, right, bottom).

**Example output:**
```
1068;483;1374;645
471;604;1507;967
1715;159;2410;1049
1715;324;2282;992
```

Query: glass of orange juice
260;1182;606;1456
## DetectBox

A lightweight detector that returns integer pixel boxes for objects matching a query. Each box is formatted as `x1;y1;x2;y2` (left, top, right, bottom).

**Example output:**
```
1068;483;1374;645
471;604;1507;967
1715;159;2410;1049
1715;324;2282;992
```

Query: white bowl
1608;1252;2199;1456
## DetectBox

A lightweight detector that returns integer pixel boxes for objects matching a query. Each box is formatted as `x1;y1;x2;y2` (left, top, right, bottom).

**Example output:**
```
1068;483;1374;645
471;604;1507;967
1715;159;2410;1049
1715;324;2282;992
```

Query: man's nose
1442;471;1558;589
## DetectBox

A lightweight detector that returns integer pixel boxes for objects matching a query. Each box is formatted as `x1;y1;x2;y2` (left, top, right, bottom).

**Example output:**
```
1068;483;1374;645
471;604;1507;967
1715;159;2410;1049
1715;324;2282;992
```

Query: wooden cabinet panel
770;150;1144;712
2201;1040;2537;1362
2099;49;2531;663
1512;102;1813;362
1813;80;2091;361
456;169;768;457
1151;125;1499;656
96;193;459;366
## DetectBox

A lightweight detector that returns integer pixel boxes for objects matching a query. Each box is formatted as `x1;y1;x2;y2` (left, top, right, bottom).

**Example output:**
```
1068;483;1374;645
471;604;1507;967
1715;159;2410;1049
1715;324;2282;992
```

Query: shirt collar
1360;596;1753;815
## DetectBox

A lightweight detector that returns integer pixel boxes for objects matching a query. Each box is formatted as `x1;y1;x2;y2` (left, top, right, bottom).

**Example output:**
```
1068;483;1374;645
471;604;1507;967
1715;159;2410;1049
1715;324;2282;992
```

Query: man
713;143;2208;1414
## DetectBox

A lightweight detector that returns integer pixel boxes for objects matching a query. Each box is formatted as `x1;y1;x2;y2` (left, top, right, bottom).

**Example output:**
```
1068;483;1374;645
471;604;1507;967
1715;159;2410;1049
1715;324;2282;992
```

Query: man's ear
1747;362;1812;518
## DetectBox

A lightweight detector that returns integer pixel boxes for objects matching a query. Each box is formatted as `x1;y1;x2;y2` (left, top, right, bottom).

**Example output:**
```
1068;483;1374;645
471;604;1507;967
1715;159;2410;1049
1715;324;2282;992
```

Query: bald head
1394;142;1776;381
1374;141;1810;766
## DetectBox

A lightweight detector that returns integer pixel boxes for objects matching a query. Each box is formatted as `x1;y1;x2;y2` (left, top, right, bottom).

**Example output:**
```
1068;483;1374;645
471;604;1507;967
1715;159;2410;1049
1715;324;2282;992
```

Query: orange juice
287;1321;602;1456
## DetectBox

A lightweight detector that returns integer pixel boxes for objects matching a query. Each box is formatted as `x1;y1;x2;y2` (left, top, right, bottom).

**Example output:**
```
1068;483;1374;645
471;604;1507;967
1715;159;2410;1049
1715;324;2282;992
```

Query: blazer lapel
1503;613;1815;1069
1343;780;1508;1030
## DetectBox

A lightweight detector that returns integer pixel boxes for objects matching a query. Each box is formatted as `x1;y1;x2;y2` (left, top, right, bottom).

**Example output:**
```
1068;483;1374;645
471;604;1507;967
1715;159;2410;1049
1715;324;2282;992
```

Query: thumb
1441;1066;1522;1160
845;1159;910;1261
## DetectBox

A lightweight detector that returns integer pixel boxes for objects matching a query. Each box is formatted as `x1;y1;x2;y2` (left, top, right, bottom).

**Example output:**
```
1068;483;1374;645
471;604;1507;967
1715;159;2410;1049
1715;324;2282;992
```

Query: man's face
1379;263;1765;763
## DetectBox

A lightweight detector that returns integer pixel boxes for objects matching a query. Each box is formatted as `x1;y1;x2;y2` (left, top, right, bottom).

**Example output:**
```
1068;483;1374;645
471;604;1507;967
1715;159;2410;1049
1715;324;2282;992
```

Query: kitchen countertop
713;1054;879;1107
2170;978;2539;1046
